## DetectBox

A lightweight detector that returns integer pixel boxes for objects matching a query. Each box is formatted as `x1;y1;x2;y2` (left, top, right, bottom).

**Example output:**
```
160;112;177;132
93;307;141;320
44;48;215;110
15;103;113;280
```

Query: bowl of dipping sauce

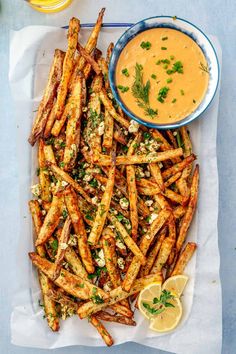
109;16;219;129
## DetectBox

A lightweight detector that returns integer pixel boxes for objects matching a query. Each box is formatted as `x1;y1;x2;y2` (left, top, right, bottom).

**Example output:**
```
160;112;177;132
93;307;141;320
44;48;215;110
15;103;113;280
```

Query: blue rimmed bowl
108;16;220;129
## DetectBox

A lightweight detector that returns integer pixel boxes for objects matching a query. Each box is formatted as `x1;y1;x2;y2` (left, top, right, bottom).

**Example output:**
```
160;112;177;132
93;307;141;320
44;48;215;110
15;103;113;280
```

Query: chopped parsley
162;36;168;41
151;74;157;80
122;68;130;77
161;47;167;50
140;41;152;50
172;98;177;103
166;61;183;75
89;178;98;188
118;85;129;93
142;290;175;315
91;294;104;304
157;86;169;103
166;78;173;84
180;89;185;96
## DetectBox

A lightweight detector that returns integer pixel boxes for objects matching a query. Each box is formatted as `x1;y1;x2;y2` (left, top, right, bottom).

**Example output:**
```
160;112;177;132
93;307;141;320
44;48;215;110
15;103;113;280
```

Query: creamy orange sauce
115;28;209;124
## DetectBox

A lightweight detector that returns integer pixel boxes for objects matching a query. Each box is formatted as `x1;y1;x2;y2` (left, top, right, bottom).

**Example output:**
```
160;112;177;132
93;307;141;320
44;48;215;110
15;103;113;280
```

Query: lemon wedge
138;282;162;319
162;274;188;298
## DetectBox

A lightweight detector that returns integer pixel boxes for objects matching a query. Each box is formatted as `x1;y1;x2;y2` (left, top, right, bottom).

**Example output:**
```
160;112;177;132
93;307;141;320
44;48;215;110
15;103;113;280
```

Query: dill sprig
131;63;158;119
199;62;210;74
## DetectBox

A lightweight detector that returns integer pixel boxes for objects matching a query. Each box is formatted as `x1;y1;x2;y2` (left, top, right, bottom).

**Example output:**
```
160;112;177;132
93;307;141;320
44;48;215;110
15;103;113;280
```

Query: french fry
109;303;133;317
77;273;163;318
162;154;196;180
108;214;146;265
29;200;44;250
98;57;110;90
154;193;172;210
88;163;116;245
29;252;108;301
102;228;120;287
176;177;190;198
171;242;197;276
63;74;86;170
47;287;78;312
48;163;92;203
113;123;128;145
149;163;165;191
151;129;181;164
77;43;101;75
28;49;65;145
43;144;56;164
96;311;136;326
103;109;114;149
35;193;63;246
122;209;171;291
164;172;182;188
89;315;114;347
151;236;175;273
136;179;160;196
106;42;114;65
176;165;199;252
173;205;187;219
97;148;183;166
53;18;80;121
64;187;94;273
166;130;178;148
164;188;189;206
52;217;71;280
180;126;193;179
64;246;88;279
44;104;56;139
139;227;167;277
38;139;51;202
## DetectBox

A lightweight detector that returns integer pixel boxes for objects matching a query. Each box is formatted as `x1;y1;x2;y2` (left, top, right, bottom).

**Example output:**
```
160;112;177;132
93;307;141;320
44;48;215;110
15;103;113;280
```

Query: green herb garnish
140;41;151;50
118;85;129;93
161;47;167;50
172;98;177;103
166;61;183;75
142;290;175;315
157;86;169;103
89;178;98;188
180;89;185;95
122;68;130;77
166;78;173;84
91;294;104;304
151;74;157;80
162;36;168;41
199;62;209;74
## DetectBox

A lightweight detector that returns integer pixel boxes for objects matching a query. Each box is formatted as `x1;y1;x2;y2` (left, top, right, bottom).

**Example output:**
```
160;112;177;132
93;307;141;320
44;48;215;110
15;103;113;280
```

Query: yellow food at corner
138;275;188;332
28;0;72;13
116;28;209;124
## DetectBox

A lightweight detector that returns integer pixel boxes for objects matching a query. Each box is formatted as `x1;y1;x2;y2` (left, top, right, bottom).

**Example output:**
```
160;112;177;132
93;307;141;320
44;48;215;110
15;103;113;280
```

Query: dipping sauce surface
115;28;209;124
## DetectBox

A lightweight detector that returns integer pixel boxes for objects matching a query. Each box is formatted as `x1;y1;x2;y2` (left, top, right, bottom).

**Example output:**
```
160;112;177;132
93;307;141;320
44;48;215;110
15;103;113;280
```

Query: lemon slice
149;296;182;332
138;282;162;319
162;275;189;298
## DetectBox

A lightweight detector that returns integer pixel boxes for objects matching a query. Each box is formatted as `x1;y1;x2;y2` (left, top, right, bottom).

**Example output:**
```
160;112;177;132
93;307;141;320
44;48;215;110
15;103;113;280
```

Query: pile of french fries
28;8;199;346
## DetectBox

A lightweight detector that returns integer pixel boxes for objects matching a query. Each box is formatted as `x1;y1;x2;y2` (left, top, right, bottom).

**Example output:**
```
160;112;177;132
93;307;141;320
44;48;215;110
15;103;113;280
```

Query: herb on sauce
161;47;167;50
167;61;184;75
140;41;152;50
151;74;157;80
131;63;158;118
157;86;169;103
122;68;130;77
162;36;168;41
172;98;177;103
166;78;173;84
199;62;210;74
180;89;185;95
118;85;129;93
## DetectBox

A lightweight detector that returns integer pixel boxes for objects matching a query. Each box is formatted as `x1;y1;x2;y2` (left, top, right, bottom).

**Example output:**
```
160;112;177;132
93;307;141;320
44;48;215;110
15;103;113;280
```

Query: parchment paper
9;25;222;354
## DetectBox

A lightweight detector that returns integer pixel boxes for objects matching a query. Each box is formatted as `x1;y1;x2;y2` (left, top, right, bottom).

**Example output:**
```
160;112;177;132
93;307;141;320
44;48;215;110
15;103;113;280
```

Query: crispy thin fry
53;18;80;121
164;172;182;188
63;75;86;170
109;303;133;317
171;242;197;276
180;126;193;178
88;163;116;245
64;187;94;273
89;315;114;347
106;42;114;65
48;163;92;203
52;217;71;280
151;237;175;273
176;165;199;252
122;209;171;291
35;193;63;246
99;88;130;129
154;193;172;210
151;129;181;164
77;43;101;75
103;109;114;149
149;163;165;191
173;205;187;219
29;252;108;301
47;287;78;311
64;246;88;279
44;105;56;139
136;179;160;195
96;311;136;326
109;214;146;265
97;148;183;166
162;154;196;180
43;144;56;164
38;139;51;202
77;273;162;318
164;188;189;206
102;228;120;287
28;49;65;145
166;130;178;148
176;177;190;197
140;227;167;277
29;200;44;252
98;57;110;90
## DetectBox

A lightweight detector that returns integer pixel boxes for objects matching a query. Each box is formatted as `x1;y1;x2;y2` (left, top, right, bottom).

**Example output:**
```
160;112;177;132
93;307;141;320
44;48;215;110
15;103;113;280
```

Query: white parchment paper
9;25;222;354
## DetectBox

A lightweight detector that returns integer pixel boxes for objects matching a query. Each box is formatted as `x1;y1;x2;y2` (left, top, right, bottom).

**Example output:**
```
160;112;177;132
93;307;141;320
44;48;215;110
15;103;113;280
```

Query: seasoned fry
166;130;178;148
88;163;116;245
164;172;182;188
43;144;56;164
97;148;183;166
77;42;101;75
29;252;108;301
64;187;94;273
35;193;63;246
64;246;88;279
151;129;181;163
176;165;199;252
102;228;120;287
151;236;175;273
113;123;128;145
53;18;80;121
47;287;78;312
106;42;114;65
162;154;196;180
149;163;165;191
89;315;114;346
136;178;160;195
77;273;163;318
109;303;133;317
96;311;136;326
176;177;190;198
164;188;189;206
28;49;65;145
38;139;51;202
103;109;114;149
173;205;187;219
171;242;197;276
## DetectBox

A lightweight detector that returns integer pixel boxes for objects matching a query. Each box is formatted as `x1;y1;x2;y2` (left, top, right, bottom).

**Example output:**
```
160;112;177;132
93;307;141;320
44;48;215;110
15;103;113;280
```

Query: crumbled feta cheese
119;197;129;210
103;281;112;292
68;234;77;246
83;174;93;182
123;129;128;136
95;249;105;268
31;184;41;197
147;139;161;152
60;242;68;250
173;131;177;136
61;180;68;187
98;121;105;136
117;257;125;270
38;198;42;204
42;210;46;216
136;166;145;178
128;119;139;133
82;107;88;112
91;196;98;205
108;92;114;100
145;171;151;177
148;213;158;224
70;143;77;155
149;206;154;212
145;200;153;207
158;162;163;169
116;238;126;250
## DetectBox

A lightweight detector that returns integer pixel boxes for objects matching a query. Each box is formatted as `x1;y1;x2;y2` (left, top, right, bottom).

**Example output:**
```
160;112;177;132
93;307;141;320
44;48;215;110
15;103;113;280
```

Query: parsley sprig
131;63;158;119
142;290;175;315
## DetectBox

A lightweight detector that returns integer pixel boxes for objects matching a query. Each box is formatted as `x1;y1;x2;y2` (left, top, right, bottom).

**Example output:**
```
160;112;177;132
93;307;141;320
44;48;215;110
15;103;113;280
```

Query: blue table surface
0;1;236;353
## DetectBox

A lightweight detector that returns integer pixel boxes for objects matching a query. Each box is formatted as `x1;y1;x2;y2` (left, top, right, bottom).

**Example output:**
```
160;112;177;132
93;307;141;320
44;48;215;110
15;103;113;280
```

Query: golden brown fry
38;139;51;202
154;193;172;210
98;57;110;90
164;188;189;206
136;178;160;196
77;42;101;75
149;163;165;191
151;236;175;273
97;148;183;166
106;42;114;65
113;123;128;145
109;303;133;317
166;130;178;148
176;177;190;198
176;165;199;252
88;163;116;245
29;252;108;301
173;205;187;219
52;217;71;280
35;193;63;246
164;171;182;188
122;209;171;291
28;49;65;145
162;154;196;180
78;273;162;318
47;287;78;312
48;163;92;203
140;227;167;277
96;311;136;326
64;187;94;274
29;200;43;242
151;129;181;164
102;228;120;287
109;214;146;265
54;18;80;121
43;144;56;164
44;105;56;139
63;75;86;170
99;88;130;129
89;315;114;347
64;246;88;279
171;242;197;276
103;109;114;149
